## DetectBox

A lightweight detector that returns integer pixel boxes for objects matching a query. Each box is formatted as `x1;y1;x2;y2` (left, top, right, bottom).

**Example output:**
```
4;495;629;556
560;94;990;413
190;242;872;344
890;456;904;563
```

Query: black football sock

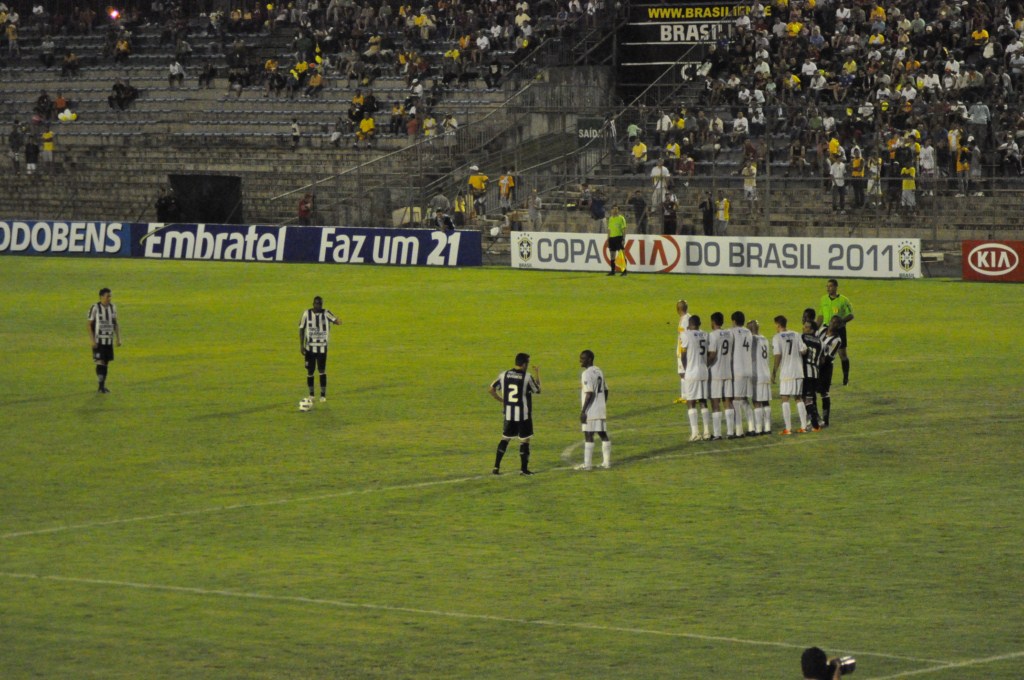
519;442;531;471
822;396;831;425
494;440;510;469
841;358;850;384
319;374;327;397
806;398;820;428
96;364;107;388
307;375;314;396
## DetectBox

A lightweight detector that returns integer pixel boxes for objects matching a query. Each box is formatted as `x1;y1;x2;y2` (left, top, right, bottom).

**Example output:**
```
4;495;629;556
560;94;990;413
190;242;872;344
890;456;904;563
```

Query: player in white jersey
707;312;735;439
679;315;712;441
299;296;341;402
87;287;122;393
674;299;691;403
575;350;611;470
730;311;754;436
747;320;772;434
771;315;808;434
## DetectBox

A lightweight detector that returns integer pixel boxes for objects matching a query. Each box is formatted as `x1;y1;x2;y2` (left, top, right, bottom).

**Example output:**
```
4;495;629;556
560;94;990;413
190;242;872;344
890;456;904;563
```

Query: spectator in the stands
108;79;139;111
33;91;55;121
61;52;81;78
169;60;186;88
113;33;131;63
39;35;56;67
198;61;216;89
304;67;324;97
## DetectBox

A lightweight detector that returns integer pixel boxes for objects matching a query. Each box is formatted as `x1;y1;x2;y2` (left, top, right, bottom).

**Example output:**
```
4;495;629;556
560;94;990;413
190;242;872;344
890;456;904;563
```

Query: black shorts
802;376;818;398
608;235;624;251
502;418;534;439
837;326;848;349
817;363;834;396
93;344;114;363
304;350;327;374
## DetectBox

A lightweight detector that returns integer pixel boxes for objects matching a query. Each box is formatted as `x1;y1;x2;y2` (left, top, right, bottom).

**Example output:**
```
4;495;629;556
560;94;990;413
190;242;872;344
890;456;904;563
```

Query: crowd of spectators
619;0;1024;225
4;0;606;154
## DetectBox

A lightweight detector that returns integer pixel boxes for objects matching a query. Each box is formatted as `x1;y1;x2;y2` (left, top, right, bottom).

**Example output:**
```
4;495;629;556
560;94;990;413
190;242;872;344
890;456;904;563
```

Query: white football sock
725;409;735;436
745;401;755;432
583;442;594;468
782;402;792;430
712;411;722;437
601;440;611;467
753;405;763;432
701;408;711;435
797;401;808;430
680;379;686;397
688;408;699;437
762;405;772;432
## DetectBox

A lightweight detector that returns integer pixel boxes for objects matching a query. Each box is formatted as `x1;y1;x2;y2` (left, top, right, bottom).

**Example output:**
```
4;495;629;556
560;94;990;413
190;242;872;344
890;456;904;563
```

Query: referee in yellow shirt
607;205;627;277
815;279;854;385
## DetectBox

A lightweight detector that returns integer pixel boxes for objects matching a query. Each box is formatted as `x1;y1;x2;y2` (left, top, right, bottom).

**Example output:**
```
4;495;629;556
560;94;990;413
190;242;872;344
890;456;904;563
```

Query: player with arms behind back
680;315;711;442
488;353;541;475
674;299;691;404
707;312;736;440
731;311;754;436
575;350;611;470
747;320;772;434
771;315;808;435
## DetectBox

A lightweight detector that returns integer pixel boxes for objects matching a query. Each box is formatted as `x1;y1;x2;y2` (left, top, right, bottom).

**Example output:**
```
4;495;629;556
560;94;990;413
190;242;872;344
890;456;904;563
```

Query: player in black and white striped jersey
87;287;121;393
816;316;843;427
299;296;341;402
801;317;823;432
487;352;541;475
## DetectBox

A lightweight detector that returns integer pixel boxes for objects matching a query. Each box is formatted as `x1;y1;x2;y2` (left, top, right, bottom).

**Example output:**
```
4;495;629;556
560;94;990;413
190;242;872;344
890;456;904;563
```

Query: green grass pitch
1;257;1022;679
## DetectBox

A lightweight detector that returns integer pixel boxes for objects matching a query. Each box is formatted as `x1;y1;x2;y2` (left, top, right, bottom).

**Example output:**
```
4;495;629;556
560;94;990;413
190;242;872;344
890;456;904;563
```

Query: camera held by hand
802;647;856;679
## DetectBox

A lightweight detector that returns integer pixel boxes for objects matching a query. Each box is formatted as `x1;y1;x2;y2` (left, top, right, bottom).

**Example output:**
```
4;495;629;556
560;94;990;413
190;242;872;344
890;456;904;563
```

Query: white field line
0;476;485;539
868;650;1024;678
3;428;905;540
0;571;947;665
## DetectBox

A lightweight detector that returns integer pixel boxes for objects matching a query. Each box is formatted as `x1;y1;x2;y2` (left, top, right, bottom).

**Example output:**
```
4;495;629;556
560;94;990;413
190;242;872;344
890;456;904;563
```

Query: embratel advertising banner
0;220;482;267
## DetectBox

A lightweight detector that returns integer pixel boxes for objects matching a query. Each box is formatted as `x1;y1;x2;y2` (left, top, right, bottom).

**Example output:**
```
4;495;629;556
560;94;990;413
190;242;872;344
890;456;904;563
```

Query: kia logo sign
968;243;1020;276
602;237;682;272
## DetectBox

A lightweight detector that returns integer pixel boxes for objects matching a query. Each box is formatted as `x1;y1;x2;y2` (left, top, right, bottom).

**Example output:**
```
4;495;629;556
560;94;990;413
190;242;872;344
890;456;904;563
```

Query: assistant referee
607;205;627;276
815;278;854;385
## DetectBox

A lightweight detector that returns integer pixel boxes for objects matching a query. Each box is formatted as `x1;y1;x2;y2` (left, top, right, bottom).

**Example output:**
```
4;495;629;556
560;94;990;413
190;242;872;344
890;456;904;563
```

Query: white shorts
683;377;709;401
582;419;607;433
710;378;734;400
779;377;803;397
754;381;772;403
733;374;752;399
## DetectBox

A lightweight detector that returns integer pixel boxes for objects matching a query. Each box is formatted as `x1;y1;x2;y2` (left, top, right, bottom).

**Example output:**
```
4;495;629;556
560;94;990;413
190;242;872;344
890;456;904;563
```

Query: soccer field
1;257;1022;679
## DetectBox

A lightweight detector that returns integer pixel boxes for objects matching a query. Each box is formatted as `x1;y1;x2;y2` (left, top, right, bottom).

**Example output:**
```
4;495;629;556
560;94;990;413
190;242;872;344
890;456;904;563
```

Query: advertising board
0;221;482;267
511;232;921;279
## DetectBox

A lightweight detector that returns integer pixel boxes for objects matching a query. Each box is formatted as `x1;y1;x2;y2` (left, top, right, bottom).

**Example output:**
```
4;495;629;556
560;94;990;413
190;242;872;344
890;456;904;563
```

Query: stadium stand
0;0;1021;250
